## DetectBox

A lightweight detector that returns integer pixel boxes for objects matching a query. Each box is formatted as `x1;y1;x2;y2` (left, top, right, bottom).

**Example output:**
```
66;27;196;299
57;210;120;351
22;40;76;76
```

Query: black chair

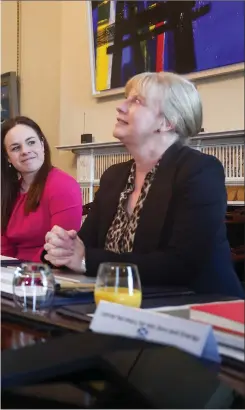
83;202;93;217
225;206;245;286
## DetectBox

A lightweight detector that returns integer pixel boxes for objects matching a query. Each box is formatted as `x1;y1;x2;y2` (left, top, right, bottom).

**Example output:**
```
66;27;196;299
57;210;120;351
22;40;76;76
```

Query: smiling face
113;90;163;146
4;124;45;175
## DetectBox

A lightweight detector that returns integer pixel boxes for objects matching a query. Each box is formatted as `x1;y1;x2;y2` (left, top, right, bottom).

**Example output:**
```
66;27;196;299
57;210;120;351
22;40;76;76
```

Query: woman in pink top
1;116;82;262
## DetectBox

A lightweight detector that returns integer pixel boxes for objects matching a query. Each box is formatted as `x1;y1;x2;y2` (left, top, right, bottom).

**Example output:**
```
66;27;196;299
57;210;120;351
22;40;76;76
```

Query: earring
9;163;12;168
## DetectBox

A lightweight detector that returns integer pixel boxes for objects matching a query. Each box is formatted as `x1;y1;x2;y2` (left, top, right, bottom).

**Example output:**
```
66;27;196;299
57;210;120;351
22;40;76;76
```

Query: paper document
1;266;95;294
218;345;245;362
55;274;95;284
214;330;244;351
0;255;18;261
145;304;245;361
90;301;221;363
1;266;16;294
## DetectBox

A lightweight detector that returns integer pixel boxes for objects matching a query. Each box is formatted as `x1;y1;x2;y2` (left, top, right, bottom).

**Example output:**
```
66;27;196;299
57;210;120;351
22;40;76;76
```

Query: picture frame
87;1;244;98
1;72;19;123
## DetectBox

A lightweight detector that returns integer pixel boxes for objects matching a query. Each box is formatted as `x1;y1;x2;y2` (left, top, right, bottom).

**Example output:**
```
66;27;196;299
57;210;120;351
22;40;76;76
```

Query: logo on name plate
137;326;149;338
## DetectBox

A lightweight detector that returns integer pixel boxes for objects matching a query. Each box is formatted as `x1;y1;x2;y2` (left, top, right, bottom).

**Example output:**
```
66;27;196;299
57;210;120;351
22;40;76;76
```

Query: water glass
13;263;56;313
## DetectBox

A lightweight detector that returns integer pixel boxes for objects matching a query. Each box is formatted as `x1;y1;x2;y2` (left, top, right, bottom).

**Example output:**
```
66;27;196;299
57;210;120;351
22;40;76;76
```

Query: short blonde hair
125;71;203;141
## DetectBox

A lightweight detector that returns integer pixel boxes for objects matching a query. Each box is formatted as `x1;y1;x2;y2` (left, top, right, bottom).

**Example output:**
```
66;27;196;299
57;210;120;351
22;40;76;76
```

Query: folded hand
44;225;85;272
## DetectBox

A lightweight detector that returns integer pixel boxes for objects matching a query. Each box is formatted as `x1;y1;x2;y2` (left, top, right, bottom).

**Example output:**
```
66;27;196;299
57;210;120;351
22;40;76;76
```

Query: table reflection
1;322;46;351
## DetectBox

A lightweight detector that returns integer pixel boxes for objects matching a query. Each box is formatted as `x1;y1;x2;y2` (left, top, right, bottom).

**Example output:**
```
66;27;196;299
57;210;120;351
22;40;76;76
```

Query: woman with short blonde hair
43;71;244;298
125;71;202;140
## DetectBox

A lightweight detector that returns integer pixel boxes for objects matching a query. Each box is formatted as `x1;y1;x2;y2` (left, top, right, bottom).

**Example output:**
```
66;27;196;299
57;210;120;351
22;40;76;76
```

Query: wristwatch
81;256;87;273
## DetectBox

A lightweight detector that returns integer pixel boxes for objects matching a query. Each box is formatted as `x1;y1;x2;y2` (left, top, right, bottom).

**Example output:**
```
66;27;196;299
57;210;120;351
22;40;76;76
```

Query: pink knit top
1;167;82;262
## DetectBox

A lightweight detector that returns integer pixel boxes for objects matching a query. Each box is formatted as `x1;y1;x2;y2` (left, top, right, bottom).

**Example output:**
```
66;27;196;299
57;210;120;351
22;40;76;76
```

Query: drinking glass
94;262;142;308
12;263;56;314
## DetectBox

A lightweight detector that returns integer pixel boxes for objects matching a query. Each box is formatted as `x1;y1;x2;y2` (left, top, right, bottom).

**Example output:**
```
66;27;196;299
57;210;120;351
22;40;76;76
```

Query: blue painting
90;1;244;93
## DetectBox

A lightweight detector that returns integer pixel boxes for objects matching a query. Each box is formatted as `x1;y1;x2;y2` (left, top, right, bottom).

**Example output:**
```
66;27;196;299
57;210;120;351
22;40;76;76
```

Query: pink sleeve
1;235;17;258
48;175;83;231
33;172;83;262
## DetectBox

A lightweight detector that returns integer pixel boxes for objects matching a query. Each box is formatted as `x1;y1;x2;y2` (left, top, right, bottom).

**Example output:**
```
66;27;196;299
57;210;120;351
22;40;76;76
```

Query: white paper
218;345;245;362
54;274;95;284
145;304;245;353
214;330;244;351
1;266;16;294
0;266;95;295
0;255;17;261
90;301;221;363
147;304;244;351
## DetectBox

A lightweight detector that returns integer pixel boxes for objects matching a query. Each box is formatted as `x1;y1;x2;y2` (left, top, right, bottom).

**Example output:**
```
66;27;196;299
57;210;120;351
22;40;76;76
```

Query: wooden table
1;321;46;351
1;297;245;401
1;297;94;408
1;296;87;350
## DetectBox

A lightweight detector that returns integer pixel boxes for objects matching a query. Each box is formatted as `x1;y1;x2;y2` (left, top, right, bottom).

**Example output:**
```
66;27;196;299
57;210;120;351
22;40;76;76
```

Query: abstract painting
88;1;244;94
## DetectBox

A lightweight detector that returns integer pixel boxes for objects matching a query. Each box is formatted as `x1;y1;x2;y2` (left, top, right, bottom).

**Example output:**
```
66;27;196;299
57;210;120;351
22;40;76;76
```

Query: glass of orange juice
94;262;142;308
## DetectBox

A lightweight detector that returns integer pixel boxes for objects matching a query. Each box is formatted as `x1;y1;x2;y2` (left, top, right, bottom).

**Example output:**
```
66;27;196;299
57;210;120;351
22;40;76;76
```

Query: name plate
90;301;221;363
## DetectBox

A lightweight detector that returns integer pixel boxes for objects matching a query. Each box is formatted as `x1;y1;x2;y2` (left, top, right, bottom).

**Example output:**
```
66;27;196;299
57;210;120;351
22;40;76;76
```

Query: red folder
190;300;244;336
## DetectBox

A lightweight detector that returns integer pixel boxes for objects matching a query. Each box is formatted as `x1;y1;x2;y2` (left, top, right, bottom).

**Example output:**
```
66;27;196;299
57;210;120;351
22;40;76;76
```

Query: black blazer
79;142;244;298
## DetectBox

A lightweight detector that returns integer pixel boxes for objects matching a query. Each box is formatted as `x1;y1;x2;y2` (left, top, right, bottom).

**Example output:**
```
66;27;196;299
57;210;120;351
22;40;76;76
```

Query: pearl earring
9;163;12;168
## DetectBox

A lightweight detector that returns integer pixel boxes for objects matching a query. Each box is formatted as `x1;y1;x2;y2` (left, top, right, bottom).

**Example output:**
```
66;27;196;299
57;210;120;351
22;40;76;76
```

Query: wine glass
94;262;142;308
12;263;56;314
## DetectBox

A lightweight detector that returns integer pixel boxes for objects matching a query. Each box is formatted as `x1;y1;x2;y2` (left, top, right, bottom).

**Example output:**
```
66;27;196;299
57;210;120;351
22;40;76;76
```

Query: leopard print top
104;161;159;254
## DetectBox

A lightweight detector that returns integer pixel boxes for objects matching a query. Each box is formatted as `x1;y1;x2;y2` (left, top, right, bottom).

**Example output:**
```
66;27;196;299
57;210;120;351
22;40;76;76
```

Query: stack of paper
0;255;18;261
1;266;16;294
54;274;95;291
0;266;95;295
148;304;245;363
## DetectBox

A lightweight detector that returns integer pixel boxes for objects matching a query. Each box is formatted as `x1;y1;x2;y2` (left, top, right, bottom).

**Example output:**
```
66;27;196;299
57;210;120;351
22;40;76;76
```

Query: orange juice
94;287;142;308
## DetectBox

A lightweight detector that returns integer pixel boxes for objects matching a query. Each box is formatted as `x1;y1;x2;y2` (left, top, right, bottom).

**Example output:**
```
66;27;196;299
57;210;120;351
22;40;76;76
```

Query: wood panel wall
227;186;244;202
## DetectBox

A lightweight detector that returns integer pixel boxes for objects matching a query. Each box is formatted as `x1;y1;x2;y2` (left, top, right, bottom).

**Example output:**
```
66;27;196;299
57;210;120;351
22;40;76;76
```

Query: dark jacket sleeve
80;156;228;287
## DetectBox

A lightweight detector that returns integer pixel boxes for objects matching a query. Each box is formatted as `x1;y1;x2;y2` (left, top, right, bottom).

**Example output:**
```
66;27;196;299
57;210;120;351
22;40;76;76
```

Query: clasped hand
44;225;85;272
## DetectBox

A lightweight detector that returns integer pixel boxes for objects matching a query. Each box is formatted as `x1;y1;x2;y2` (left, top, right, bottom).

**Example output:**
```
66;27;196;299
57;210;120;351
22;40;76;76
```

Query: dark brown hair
1;116;52;232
